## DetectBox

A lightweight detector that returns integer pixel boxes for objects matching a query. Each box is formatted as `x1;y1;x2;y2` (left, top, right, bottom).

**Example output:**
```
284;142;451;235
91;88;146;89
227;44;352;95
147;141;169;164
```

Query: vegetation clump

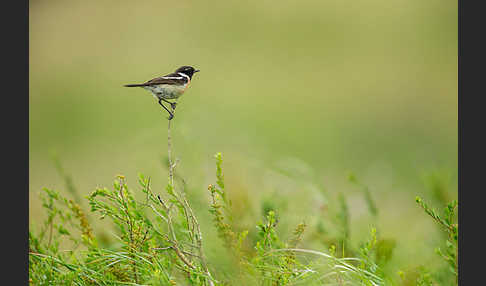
29;124;458;285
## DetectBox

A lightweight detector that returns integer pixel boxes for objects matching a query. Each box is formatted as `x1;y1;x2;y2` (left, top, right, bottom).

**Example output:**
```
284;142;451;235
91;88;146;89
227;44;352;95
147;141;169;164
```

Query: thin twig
148;204;168;223
163;109;216;286
168;119;174;188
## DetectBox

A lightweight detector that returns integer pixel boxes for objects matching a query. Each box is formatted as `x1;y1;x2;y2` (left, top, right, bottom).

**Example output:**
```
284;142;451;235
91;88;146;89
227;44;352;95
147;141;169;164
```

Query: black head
175;66;200;79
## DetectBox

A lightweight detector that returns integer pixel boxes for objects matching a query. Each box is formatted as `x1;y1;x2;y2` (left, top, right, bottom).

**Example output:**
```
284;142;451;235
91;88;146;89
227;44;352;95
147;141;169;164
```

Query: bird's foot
168;113;174;120
170;102;177;110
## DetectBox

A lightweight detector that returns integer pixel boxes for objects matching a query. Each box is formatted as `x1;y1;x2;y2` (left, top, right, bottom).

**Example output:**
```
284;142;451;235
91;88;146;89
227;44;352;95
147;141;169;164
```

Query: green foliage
207;154;387;286
415;196;458;285
313;173;386;264
348;172;378;217
336;193;350;251
51;151;81;204
421;170;454;206
29;188;96;285
29;151;457;286
208;153;248;262
398;266;435;286
30;174;216;285
357;228;383;285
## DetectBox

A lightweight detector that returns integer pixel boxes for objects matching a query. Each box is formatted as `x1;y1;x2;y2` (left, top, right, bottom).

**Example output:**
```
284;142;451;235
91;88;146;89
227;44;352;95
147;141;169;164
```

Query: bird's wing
144;73;187;86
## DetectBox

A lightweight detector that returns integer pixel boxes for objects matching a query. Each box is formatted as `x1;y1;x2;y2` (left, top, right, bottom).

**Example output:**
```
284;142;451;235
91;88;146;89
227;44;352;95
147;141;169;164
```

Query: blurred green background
30;0;457;279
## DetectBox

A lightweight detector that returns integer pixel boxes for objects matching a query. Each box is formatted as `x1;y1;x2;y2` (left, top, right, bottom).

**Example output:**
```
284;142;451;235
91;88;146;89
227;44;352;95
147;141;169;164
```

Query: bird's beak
194;69;200;73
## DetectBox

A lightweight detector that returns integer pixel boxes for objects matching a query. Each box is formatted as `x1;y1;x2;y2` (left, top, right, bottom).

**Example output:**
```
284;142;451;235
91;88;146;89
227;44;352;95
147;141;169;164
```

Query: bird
124;66;200;120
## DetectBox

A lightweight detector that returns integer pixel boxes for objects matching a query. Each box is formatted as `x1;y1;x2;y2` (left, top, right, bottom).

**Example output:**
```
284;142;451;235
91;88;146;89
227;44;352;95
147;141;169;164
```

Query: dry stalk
165;108;216;286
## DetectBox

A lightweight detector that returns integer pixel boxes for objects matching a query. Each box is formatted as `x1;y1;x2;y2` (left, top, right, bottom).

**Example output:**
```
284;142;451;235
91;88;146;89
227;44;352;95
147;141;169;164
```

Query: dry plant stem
165;118;179;243
168;118;174;188
166;110;215;286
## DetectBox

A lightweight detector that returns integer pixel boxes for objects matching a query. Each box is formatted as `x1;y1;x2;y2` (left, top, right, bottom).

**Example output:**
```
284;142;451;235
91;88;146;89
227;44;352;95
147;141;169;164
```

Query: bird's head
175;66;200;79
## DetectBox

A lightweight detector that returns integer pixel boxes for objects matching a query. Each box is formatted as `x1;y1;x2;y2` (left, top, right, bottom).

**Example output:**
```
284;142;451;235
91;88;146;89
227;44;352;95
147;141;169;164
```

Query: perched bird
124;66;200;120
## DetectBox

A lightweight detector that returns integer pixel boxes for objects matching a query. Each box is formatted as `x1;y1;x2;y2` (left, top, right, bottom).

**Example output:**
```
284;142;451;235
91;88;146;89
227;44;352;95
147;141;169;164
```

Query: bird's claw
170;103;177;110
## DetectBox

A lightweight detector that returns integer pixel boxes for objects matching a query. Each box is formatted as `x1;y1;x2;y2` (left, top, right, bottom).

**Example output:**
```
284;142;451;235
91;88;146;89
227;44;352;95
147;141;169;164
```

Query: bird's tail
123;83;145;87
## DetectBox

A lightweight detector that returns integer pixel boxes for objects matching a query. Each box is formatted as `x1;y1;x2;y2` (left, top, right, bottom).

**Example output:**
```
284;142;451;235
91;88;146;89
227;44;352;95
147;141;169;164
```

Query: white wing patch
162;76;183;80
178;72;190;80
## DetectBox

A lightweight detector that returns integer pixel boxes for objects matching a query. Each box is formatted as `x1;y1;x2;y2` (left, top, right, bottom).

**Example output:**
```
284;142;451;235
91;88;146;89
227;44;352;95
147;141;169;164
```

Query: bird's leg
160;98;177;110
158;99;174;120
